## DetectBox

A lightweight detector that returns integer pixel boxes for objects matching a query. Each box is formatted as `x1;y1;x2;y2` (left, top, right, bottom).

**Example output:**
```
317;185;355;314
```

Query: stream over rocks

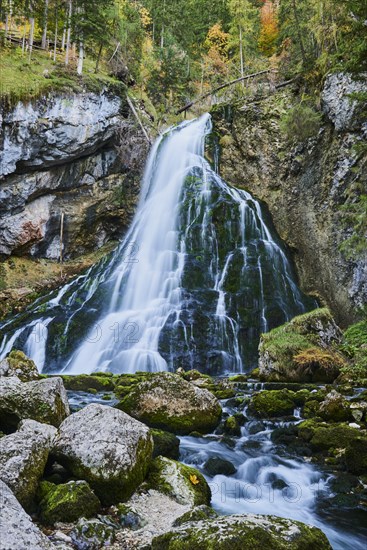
0;114;315;374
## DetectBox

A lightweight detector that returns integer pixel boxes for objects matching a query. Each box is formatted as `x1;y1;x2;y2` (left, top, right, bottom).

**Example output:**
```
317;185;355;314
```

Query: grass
0;44;124;105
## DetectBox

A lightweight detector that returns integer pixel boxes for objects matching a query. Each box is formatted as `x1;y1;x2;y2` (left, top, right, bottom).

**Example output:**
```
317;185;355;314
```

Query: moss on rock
151;429;180;460
259;308;345;383
38;480;101;524
248;390;297;418
147;456;211;507
0;350;39;382
117;372;221;435
60;374;116;392
151;513;332;549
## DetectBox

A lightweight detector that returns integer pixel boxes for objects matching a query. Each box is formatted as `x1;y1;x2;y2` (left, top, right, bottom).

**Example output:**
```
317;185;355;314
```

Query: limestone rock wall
212;73;367;325
0;90;148;259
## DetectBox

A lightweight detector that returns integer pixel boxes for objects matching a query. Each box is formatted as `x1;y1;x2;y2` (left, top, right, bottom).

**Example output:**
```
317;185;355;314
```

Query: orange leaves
259;1;279;56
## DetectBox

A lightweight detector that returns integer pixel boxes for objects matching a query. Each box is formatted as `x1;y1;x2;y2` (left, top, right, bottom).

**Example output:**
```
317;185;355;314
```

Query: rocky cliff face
212;73;367;325
0;90;148;259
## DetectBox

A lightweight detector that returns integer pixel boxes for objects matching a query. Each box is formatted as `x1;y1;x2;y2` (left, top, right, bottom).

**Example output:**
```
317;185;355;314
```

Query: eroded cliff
212;74;367;325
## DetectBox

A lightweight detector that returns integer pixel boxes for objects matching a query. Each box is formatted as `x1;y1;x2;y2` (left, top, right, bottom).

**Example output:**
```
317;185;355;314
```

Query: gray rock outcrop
0;480;55;549
0;376;70;429
52;403;153;505
0;420;57;509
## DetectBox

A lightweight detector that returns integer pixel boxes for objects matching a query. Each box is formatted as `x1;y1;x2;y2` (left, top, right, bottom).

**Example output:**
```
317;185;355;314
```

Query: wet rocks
203;457;237;477
0;350;39;381
318;390;352;422
38;480;101;525
259;308;345;383
0;420;57;510
0;480;55;549
52;403;153;505
117;372;222;435
248;389;297;418
151;513;332;549
151;429;180;460
0;375;70;430
147;456;211;507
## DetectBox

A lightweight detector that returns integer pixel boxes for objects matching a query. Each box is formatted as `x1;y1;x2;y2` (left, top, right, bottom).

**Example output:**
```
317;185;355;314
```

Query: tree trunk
41;0;49;49
239;26;244;88
77;40;84;75
291;0;307;65
53;5;58;62
29;16;35;61
65;0;72;65
5;0;12;38
61;27;66;50
95;43;103;73
22;21;27;53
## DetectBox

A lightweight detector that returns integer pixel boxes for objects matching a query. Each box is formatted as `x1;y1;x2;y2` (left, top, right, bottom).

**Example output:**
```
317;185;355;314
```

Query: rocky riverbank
0;308;366;548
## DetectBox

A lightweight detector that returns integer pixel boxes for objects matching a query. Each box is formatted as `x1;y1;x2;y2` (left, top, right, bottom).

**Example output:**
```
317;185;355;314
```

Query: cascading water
0;114;315;374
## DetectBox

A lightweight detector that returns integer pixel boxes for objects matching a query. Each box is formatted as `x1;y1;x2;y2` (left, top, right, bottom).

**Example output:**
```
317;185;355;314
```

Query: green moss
116;372;221;435
173;505;218;527
248;390;297;418
39;480;101;525
297;419;367;474
147;457;211;506
151;514;331;549
223;416;241;436
60;374;115;392
6;350;39;381
151;429;180;460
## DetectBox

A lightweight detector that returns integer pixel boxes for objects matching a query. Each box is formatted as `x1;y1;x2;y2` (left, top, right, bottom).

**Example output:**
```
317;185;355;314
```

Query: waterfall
0;114;315;374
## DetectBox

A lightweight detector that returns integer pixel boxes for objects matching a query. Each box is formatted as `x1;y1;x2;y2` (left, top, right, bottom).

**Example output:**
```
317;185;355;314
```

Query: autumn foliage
258;0;278;56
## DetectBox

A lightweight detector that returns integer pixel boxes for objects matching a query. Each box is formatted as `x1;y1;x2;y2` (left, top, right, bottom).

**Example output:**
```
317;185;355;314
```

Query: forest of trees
1;0;366;110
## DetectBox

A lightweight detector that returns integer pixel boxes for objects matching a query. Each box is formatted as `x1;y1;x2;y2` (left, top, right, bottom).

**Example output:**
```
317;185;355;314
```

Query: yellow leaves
204;24;229;58
139;7;152;29
189;474;200;485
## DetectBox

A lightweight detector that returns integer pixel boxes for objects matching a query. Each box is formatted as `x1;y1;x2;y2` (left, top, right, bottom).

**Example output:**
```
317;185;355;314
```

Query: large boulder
0;350;39;382
0;419;56;510
0;480;55;549
147;456;211;507
38;480;101;525
52;403;153;505
259;308;345;383
151;514;332;549
248;390;297;418
0;376;69;431
117;372;222;435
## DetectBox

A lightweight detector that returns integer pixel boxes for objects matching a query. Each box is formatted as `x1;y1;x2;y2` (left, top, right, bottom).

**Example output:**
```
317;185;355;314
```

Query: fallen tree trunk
176;69;273;115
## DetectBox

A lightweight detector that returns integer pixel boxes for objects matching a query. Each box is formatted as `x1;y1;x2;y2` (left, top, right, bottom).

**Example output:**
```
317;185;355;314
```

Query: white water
180;399;367;550
0;114;313;373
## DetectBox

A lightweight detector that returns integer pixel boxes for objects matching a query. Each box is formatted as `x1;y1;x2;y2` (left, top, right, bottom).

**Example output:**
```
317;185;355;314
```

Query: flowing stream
0;114;365;549
0;114;315;373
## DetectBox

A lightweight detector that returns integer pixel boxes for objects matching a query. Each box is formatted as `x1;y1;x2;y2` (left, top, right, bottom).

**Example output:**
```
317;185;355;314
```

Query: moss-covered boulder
60;373;115;392
318;391;352;422
259;308;345;383
38;480;101;524
52;404;153;505
0;350;39;382
147;456;211;507
0;376;70;431
0;420;57;510
151;429;180;460
297;419;367;474
336;321;367;386
117;372;222;435
223;416;241;436
173;505;218;527
248;390;297;418
151;514;332;549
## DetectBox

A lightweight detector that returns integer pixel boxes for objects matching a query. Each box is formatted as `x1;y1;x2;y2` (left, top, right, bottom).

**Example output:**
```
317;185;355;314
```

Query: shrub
280;102;322;142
